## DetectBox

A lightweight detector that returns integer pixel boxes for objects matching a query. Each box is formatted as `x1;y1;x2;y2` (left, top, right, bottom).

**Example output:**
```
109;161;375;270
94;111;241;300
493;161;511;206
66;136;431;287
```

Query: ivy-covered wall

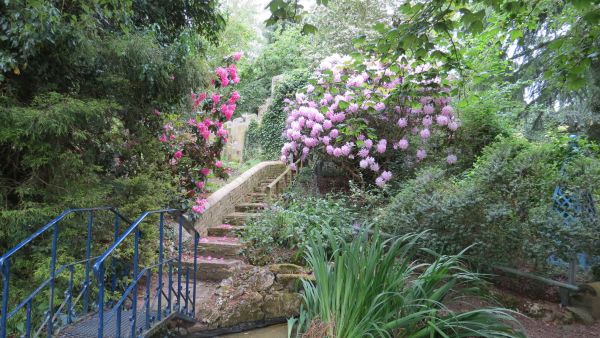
245;69;309;160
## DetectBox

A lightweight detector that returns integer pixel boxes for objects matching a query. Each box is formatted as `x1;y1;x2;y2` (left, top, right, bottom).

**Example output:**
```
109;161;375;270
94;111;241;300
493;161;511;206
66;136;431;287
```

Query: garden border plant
290;229;526;338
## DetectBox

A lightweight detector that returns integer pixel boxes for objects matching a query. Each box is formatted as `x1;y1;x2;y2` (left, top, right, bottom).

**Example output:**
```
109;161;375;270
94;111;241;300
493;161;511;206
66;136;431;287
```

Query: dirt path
449;287;600;338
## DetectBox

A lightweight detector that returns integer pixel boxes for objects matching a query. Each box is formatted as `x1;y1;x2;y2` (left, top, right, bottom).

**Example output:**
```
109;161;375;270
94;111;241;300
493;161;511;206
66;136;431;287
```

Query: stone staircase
186;161;297;283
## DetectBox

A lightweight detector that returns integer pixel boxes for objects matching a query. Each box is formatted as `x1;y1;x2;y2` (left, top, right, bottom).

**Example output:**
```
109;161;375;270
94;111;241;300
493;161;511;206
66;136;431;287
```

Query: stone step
193;257;244;281
235;202;268;212
181;256;244;281
207;224;244;237
223;212;261;226
254;186;267;193
248;192;267;202
198;236;243;258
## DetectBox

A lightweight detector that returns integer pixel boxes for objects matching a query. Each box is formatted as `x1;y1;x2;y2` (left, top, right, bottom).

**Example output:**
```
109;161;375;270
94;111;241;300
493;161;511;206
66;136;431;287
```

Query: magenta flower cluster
280;54;459;186
159;53;243;213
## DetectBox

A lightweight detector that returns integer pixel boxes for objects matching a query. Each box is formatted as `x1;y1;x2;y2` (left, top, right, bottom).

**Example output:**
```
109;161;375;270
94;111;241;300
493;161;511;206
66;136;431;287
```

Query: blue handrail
0;207;131;266
7;255;99;320
1;207;200;338
0;207;132;338
92;209;200;337
93;209;177;271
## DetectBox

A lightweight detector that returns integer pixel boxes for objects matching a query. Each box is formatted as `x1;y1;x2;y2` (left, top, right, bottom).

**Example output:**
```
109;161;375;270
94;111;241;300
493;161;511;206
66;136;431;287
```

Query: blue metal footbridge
1;207;200;337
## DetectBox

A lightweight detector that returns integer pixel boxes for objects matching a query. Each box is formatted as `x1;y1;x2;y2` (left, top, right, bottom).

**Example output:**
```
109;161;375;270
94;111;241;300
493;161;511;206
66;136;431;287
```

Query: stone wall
222;75;284;162
182;264;311;336
222;113;258;162
193;161;286;236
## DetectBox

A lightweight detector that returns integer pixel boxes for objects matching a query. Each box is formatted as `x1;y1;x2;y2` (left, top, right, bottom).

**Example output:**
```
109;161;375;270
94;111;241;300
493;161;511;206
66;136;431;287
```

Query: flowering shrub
280;54;459;186
160;52;243;215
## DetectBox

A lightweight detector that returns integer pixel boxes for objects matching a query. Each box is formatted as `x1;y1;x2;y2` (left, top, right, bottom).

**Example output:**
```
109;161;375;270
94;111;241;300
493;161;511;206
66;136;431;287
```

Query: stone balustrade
193;161;286;236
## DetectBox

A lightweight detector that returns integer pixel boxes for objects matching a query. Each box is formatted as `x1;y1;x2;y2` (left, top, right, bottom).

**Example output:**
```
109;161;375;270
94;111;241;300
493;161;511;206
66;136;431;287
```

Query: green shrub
380;135;600;271
451;103;512;170
241;193;357;265
291;230;524;338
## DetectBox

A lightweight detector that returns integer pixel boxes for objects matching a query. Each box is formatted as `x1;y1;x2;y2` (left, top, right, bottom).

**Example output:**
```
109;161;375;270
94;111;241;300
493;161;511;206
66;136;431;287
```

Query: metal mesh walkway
57;307;156;338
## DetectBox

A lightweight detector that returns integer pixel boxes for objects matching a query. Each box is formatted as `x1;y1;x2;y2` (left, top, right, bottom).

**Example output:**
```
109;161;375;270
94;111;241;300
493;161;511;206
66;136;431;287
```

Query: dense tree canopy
0;0;226;285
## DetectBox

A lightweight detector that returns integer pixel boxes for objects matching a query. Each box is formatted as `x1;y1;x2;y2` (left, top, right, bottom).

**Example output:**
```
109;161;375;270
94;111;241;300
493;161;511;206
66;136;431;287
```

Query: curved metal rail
0;207;132;338
91;209;200;337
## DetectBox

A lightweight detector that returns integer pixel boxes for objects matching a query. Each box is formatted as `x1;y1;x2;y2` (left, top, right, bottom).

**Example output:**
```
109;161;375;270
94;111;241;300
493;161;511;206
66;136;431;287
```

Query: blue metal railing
547;135;598;282
1;207;200;337
92;209;200;337
0;207;132;338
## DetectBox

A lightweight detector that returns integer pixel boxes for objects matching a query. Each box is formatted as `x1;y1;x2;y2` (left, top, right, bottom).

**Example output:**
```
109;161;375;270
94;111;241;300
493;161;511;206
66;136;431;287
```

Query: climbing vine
245;69;310;159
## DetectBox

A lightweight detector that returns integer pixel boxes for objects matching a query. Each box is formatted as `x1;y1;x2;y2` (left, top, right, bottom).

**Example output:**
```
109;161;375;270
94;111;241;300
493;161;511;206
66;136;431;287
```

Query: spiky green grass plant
289;231;526;338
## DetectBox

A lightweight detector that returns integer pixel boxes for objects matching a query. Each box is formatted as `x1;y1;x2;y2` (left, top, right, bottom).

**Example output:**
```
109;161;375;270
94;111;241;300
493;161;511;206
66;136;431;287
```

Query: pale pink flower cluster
192;198;207;213
280;54;459;187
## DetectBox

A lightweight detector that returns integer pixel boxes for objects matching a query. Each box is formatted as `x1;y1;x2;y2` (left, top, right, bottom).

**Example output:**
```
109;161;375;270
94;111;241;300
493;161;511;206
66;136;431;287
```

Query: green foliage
0;0;224;80
0;0;224;219
241;193;357;265
291;230;524;338
236;26;310;115
451;95;513;170
244;68;309;159
305;0;394;59
362;0;600;89
205;1;265;66
0;93;118;207
243;119;262;161
97;33;211;116
264;0;330;29
380;135;600;272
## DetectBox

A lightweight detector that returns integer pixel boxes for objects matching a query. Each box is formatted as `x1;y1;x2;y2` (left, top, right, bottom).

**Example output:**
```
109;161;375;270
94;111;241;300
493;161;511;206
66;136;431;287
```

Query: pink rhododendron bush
160;53;243;216
280;54;459;186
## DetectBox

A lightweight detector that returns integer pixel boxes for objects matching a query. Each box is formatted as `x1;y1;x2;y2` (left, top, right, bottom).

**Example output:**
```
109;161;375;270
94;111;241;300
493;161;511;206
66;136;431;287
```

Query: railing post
25;299;32;338
115;304;122;337
130;229;141;337
177;215;183;311
66;265;74;324
167;261;173;314
1;259;11;338
96;264;105;338
47;223;59;338
111;213;120;294
192;232;199;318
157;213;164;321
185;266;190;314
145;269;151;329
83;211;94;315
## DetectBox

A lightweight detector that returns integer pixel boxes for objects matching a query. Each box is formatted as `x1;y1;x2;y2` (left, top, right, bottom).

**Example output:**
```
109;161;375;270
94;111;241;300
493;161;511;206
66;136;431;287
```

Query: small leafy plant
241;194;358;265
